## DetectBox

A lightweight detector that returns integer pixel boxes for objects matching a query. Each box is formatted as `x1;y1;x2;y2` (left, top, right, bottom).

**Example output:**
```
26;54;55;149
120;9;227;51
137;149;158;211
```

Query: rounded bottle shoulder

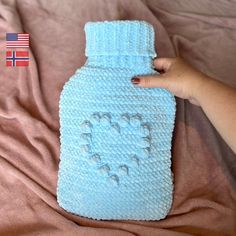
61;65;157;91
60;65;176;107
75;65;155;77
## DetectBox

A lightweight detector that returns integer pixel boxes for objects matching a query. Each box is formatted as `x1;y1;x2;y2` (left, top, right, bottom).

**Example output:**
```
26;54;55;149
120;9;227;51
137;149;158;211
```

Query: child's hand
131;57;208;106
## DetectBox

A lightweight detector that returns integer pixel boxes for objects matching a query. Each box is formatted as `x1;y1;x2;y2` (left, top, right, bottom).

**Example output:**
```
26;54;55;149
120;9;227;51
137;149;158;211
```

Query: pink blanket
0;0;235;235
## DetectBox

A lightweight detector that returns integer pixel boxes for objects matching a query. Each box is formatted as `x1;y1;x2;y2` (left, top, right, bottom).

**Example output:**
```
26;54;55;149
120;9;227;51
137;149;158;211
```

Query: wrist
190;75;211;107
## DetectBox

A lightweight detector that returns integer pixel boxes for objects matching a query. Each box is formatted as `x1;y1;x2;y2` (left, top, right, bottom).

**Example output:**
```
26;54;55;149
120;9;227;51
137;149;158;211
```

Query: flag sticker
6;51;29;67
5;32;30;67
6;33;29;48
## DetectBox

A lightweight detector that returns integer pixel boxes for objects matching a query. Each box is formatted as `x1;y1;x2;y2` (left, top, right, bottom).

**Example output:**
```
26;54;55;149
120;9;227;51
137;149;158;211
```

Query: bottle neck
85;55;153;69
84;21;157;69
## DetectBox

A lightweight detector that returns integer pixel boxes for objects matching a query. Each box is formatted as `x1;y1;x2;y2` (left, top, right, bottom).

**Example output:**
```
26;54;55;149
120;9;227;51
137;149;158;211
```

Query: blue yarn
57;20;176;220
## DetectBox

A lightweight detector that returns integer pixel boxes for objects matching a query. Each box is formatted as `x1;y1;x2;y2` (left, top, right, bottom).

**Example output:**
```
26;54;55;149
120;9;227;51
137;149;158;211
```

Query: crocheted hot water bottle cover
57;20;176;220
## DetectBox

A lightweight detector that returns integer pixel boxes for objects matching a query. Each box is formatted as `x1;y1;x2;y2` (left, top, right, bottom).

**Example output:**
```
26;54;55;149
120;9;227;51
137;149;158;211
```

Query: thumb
131;74;168;88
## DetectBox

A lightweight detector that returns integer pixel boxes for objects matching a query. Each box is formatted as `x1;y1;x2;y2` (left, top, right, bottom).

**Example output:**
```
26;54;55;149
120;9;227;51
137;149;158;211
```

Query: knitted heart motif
79;112;152;186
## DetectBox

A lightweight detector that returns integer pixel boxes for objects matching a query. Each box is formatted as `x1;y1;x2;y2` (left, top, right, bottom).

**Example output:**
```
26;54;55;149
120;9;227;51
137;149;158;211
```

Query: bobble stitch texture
58;20;176;221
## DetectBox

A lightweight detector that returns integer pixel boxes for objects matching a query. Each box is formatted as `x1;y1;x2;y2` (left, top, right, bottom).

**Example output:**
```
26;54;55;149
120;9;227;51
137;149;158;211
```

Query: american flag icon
6;33;29;48
6;51;29;67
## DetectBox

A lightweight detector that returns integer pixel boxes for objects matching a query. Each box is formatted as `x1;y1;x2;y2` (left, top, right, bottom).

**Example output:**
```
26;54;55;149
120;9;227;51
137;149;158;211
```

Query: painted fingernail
131;77;140;85
155;69;165;74
157;69;165;74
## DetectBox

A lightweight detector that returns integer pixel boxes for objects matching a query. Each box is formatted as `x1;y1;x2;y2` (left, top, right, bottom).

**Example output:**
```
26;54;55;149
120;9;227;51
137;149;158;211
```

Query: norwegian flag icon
6;51;29;67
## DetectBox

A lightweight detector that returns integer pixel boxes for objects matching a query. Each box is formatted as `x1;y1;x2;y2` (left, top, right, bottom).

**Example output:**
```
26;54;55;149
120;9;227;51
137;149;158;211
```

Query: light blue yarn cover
57;20;176;220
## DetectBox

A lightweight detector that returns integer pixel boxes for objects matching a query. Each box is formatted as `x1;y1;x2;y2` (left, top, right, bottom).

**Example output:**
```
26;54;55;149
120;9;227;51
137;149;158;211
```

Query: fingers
153;57;174;72
130;57;176;88
131;74;168;88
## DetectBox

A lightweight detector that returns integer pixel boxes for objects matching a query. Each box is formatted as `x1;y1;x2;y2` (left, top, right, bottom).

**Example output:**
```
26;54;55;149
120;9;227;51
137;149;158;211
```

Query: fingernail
131;77;140;85
156;69;164;74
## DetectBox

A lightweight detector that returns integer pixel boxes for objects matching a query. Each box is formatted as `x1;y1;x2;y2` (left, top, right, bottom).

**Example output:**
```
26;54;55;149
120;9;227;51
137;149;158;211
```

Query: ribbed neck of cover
84;20;157;57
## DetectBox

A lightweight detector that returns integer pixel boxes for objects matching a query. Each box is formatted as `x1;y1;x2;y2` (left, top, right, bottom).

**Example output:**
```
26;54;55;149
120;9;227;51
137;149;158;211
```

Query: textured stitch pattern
57;20;176;220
